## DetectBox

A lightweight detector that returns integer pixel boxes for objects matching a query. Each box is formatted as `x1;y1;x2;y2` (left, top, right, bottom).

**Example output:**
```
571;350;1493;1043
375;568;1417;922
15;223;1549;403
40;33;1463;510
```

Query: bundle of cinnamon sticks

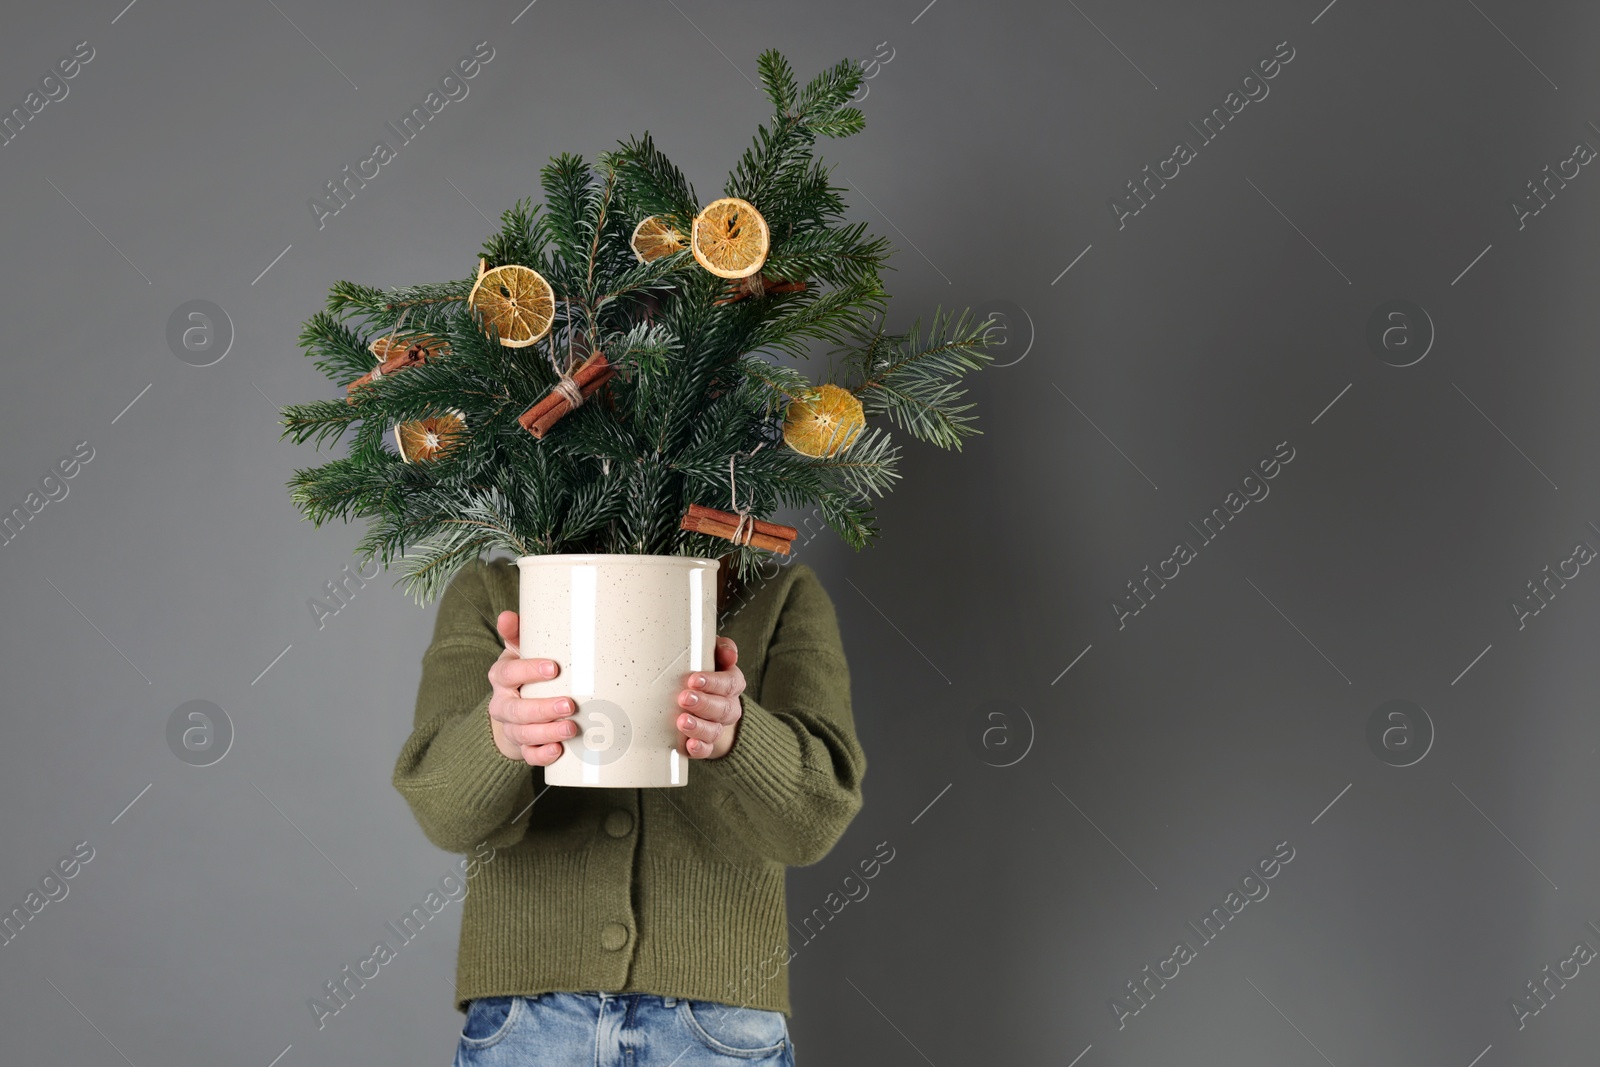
679;503;797;554
518;351;616;439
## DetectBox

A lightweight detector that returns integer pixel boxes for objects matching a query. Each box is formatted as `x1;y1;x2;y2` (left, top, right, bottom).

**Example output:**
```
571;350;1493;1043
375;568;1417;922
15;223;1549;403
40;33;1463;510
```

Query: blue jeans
452;992;796;1066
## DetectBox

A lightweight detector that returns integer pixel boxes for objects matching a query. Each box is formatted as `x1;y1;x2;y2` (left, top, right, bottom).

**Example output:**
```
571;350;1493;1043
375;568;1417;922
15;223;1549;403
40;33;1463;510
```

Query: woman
393;554;866;1066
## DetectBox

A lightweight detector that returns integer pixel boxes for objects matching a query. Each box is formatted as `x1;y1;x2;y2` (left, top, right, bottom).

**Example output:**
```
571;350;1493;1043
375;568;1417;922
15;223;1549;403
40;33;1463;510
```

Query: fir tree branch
737;356;813;414
603;133;698;224
281;51;990;604
481;197;548;267
540;153;598;266
281;399;361;449
745;280;886;357
850;307;995;450
299;312;378;386
757;50;798;115
763;222;889;289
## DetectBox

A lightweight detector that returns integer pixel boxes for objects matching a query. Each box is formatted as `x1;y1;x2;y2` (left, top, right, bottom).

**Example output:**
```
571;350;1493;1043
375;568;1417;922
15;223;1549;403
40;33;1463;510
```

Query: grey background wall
2;0;1597;1063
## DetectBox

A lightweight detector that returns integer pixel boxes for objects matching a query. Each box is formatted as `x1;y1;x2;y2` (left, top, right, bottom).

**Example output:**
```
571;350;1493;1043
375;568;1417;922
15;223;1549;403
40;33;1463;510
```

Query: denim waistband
553;990;683;1008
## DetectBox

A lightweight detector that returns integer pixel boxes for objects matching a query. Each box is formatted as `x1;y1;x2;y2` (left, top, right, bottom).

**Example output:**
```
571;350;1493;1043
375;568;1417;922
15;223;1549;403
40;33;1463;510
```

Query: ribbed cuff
695;692;803;814
428;694;535;814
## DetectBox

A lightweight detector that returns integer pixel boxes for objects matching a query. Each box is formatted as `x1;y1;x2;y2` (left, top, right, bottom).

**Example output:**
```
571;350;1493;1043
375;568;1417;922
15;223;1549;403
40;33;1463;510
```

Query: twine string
372;304;417;381
553;373;584;410
546;300;570;378
547;298;586;411
727;441;767;546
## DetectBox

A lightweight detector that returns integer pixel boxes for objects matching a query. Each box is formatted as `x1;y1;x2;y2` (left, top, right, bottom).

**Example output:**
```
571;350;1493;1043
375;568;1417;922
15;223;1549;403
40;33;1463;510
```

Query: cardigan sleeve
695;563;867;866
392;560;539;853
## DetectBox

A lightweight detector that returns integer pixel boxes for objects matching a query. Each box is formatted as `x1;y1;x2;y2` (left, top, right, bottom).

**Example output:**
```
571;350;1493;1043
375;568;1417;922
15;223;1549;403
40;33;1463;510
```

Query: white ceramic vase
514;553;721;788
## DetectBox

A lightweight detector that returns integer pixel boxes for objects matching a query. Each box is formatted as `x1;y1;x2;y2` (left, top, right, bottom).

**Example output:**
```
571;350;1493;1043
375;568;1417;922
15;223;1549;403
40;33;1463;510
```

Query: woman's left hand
676;636;745;759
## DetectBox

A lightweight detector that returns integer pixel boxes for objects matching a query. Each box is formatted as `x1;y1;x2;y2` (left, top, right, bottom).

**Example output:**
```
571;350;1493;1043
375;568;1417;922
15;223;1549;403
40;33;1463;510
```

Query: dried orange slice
631;216;687;263
395;410;465;463
468;264;555;348
692;198;769;279
782;384;865;458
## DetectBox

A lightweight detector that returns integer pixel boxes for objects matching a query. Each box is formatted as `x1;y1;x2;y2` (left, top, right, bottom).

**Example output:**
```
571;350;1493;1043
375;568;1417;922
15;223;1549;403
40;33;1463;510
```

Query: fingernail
684;716;697;730
683;691;700;707
559;698;573;713
690;674;705;688
540;661;556;678
563;722;578;737
686;739;699;754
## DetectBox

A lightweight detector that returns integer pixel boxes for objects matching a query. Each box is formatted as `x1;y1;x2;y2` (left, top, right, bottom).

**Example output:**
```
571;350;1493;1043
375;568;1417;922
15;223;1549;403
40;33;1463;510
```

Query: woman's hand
676;636;746;759
486;611;577;766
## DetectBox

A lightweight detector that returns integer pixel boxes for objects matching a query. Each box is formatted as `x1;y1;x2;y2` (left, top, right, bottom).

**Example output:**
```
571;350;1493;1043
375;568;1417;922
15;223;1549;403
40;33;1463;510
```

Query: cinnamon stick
369;334;443;362
517;352;616;439
714;274;807;306
679;503;797;554
345;339;444;401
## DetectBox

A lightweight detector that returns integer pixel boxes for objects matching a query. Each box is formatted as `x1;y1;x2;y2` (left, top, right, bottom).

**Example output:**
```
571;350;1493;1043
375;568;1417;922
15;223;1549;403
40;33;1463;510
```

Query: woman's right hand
487;611;578;766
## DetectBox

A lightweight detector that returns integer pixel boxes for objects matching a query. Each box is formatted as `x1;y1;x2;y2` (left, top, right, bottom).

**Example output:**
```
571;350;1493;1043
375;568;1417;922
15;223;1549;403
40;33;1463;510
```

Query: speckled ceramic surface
514;554;721;788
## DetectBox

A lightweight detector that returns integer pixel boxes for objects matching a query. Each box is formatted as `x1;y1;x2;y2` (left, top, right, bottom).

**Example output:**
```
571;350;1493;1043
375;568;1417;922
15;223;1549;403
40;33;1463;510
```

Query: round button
604;810;635;838
601;922;630;951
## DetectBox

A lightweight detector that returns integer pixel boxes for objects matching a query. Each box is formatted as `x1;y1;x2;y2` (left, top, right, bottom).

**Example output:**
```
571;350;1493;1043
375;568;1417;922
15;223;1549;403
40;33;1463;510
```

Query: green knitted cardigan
392;557;865;1017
